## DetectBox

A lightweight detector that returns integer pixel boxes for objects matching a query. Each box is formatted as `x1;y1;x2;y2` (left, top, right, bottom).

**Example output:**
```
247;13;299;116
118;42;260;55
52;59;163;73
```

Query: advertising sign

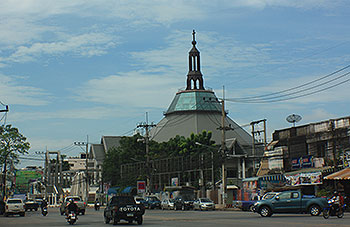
137;181;146;194
301;156;313;168
291;158;301;169
285;172;322;186
15;170;43;194
171;177;179;186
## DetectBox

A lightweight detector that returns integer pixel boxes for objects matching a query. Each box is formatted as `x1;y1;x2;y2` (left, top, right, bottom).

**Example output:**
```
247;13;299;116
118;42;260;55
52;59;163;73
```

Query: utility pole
216;86;234;208
74;136;89;203
137;113;156;195
250;119;267;175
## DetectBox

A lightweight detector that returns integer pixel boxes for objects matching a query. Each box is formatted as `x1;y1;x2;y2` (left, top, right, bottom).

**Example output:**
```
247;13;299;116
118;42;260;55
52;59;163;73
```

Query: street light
195;142;217;191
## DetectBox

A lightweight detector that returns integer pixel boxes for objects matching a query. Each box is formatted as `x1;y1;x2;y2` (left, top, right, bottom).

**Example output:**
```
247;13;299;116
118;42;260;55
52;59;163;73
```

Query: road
1;207;350;227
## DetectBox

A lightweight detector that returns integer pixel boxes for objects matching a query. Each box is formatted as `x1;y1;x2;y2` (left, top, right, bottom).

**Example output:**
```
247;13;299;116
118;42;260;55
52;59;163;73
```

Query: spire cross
192;29;196;46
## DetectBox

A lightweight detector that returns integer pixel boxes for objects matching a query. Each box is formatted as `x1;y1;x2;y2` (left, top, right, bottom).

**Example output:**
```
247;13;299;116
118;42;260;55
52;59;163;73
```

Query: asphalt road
1;207;350;227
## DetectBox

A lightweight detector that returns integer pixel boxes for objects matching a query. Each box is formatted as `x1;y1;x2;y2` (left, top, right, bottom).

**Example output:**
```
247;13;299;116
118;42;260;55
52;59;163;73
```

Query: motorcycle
41;207;48;216
323;198;346;219
94;202;100;211
66;211;78;225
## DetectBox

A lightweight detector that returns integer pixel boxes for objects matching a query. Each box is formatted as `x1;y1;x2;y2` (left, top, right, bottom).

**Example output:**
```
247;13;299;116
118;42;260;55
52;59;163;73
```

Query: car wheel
309;205;321;216
259;206;272;217
20;212;25;217
137;216;143;225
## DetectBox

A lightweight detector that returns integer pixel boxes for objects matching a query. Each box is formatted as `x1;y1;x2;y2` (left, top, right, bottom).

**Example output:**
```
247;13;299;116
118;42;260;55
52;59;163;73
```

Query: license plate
127;213;134;217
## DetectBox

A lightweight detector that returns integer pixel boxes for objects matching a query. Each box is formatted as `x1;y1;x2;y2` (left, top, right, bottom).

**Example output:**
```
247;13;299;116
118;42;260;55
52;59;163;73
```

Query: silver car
193;198;215;211
161;199;175;210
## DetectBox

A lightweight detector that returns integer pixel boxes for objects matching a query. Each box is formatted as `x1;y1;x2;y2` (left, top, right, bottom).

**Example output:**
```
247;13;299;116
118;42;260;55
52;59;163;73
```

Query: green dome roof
165;90;221;115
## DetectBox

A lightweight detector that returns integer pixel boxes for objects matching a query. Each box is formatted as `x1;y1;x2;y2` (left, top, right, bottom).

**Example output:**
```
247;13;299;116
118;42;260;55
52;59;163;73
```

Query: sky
0;0;349;168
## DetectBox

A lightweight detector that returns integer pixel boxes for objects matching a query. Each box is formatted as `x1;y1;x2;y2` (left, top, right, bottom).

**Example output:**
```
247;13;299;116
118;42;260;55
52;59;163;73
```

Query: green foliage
316;186;333;198
102;130;216;187
0;125;30;167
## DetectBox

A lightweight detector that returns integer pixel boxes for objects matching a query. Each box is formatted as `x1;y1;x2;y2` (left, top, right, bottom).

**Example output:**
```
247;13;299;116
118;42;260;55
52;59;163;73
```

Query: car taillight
74;201;77;203
83;202;86;205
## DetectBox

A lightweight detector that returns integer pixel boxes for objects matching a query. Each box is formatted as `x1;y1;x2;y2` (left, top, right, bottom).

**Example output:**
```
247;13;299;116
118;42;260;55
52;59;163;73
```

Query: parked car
193;198;215;211
104;195;145;225
60;196;86;215
144;196;161;209
4;198;25;217
252;190;327;217
24;199;39;211
161;199;175;210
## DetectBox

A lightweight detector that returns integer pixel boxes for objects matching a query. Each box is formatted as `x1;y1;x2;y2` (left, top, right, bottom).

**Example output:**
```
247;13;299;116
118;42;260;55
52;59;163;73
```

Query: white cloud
6;33;117;63
9;106;134;122
0;74;49;106
75;70;180;108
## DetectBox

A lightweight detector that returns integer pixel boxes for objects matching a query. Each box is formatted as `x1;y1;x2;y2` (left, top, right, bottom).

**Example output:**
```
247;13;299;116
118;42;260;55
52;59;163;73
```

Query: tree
102;131;217;188
0;125;30;198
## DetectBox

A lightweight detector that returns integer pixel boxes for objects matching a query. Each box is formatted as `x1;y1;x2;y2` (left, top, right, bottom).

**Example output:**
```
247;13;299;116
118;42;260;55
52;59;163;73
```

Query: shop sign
301;156;313;168
137;181;146;193
291;158;301;169
285;172;322;186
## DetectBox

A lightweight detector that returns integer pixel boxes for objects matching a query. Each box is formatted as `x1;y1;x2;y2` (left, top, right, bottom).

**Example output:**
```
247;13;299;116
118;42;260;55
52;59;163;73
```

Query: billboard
15;170;43;194
137;181;146;194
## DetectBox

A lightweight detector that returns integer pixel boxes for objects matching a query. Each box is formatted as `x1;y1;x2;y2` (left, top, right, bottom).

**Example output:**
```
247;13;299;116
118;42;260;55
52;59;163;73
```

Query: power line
227;65;350;103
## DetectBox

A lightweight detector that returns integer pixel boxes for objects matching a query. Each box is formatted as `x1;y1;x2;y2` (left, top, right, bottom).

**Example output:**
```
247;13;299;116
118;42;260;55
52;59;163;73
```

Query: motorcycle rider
41;198;48;211
65;199;79;216
94;199;100;210
331;191;341;213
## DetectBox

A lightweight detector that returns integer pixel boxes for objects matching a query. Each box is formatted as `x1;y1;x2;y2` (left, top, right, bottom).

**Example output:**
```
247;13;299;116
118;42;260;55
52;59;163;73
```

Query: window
278;192;291;200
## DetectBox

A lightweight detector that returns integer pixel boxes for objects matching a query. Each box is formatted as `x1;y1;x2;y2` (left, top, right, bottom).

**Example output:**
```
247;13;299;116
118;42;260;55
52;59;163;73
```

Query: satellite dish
286;114;302;127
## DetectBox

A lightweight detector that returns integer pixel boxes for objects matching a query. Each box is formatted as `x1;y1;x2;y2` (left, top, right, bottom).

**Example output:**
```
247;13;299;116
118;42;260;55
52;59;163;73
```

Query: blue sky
0;0;349;168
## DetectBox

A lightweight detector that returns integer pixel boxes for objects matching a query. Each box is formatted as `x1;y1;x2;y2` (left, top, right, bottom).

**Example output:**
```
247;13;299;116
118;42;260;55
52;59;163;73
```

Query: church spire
186;30;205;90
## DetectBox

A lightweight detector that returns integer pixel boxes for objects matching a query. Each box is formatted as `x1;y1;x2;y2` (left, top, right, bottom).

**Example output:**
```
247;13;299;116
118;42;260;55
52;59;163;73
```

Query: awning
121;186;135;194
324;168;350;180
107;187;120;195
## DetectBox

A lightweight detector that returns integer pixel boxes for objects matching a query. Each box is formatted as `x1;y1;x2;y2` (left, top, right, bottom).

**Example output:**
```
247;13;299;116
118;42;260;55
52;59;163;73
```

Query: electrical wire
227;66;350;103
230;64;350;102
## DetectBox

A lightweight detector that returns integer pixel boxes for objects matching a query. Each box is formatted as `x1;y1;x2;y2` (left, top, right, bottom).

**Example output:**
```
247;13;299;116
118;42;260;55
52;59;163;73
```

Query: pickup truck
104;195;145;225
60;196;86;215
4;198;25;217
252;191;327;217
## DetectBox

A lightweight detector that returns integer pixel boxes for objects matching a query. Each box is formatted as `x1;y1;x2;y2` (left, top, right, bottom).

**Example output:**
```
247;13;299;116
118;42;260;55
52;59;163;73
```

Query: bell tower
186;30;205;90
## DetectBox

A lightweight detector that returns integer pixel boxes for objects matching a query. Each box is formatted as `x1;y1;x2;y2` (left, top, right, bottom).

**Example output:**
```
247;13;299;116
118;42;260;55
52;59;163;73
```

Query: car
24;199;39;211
161;199;175;210
60;196;86;215
252;190;327;217
4;198;25;217
144;196;161;209
134;197;147;206
193;198;215;211
104;195;145;225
